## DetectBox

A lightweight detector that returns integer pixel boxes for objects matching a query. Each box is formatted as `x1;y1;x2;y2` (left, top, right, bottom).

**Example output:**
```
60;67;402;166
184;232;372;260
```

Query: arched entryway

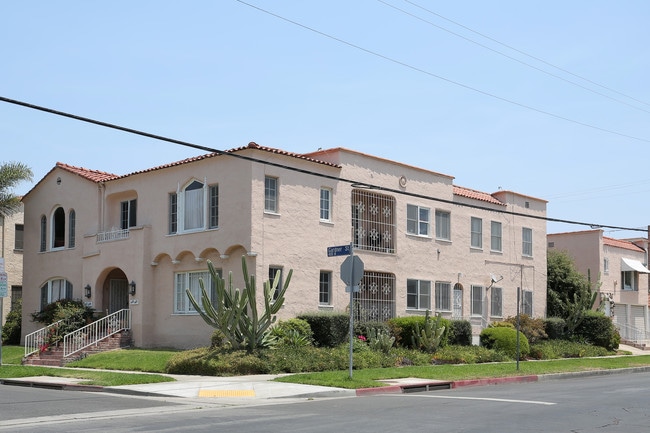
102;269;130;314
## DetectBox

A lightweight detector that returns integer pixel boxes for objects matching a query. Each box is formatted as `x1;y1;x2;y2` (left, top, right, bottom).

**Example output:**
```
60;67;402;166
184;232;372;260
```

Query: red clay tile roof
603;236;645;252
56;162;120;182
229;142;340;168
453;185;505;206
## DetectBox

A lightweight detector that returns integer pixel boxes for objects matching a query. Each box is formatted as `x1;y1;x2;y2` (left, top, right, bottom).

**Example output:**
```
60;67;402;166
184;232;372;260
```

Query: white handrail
24;319;66;357
63;309;131;358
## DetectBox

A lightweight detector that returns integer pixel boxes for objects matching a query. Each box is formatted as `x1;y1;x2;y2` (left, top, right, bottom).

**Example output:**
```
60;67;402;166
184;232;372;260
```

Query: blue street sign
327;244;351;257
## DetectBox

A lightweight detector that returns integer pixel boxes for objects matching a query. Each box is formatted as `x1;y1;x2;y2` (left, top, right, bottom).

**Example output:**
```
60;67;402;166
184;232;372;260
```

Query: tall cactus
186;255;292;352
412;310;445;353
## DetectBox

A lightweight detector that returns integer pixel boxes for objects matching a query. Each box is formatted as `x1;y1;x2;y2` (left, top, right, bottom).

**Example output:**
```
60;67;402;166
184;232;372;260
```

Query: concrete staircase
22;330;132;367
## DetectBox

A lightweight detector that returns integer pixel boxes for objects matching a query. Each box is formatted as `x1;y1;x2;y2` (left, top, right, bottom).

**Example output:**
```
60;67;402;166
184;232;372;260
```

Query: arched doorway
103;269;129;314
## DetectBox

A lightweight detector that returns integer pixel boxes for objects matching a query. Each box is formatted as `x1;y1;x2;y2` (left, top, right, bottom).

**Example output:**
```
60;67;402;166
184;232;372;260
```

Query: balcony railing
97;228;129;243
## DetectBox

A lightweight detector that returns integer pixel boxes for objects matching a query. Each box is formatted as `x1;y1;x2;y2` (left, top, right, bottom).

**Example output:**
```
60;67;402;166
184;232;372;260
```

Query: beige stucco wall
22;147;548;349
1;206;23;324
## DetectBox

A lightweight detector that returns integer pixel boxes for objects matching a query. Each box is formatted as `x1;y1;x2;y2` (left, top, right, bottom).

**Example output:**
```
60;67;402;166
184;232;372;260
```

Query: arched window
168;180;219;234
40;215;47;252
52;207;65;249
68;209;76;248
40;278;73;309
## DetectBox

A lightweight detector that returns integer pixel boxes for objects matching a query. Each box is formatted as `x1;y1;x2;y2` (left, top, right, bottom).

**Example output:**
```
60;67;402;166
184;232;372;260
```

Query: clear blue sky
3;1;650;238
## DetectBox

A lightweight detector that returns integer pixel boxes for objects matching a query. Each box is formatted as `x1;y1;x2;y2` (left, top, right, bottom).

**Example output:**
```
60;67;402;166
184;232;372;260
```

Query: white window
269;266;283;300
470;285;483;316
175;270;218;314
490;221;502;252
622;271;638;291
435;210;451;241
319;271;332;305
522;290;533;315
40;278;73;309
265;176;278;213
522;227;533;257
169;181;219;234
604;257;609;275
407;204;430;236
320;188;332;221
407;279;431;310
435;281;451;312
470;217;482;249
491;287;502;317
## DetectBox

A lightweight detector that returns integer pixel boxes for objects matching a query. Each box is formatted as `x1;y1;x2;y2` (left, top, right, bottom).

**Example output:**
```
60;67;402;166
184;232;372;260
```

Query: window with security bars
352;271;395;322
351;190;395;253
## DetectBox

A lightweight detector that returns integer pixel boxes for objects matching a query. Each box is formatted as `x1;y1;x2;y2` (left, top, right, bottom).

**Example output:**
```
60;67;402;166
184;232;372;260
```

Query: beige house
1;204;24;324
547;230;650;345
21;143;547;349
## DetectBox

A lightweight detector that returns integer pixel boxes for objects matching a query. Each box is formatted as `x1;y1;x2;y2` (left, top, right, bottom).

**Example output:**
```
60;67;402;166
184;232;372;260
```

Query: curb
452;375;538;388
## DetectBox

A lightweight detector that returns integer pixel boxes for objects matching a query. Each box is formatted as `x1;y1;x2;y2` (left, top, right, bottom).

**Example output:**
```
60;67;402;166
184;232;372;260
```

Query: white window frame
40;278;73;309
435;210;451;241
120;199;137;229
169;180;218;234
174;270;217;314
407;279;431;310
265;176;279;213
603;257;609;275
522;227;533;257
320;187;332;222
269;266;283;301
470;285;483;316
490;221;502;252
622;271;638;291
434;281;451;312
490;286;503;317
319;271;332;305
470;217;482;249
407;204;430;237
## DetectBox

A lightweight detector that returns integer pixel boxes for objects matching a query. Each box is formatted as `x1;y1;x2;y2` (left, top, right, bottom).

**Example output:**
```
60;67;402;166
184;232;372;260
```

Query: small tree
186;255;292;352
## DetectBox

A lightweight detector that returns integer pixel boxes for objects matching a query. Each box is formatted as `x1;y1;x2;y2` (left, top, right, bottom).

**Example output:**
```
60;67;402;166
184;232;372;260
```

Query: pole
516;287;520;371
348;242;354;379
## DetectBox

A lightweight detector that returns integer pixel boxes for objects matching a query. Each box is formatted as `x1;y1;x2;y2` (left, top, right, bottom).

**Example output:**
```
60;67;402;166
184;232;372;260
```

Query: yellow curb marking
198;389;256;398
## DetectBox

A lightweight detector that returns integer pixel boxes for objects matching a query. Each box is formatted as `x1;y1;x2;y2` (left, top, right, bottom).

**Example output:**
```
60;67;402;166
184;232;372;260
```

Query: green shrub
433;345;511;364
573;310;620;351
165;347;220;375
480;327;529;359
529;340;611;359
269;318;314;347
489;320;514;328
165;348;270;376
387;315;449;349
31;299;94;334
210;329;231;349
2;300;22;345
297;313;348;347
504;314;548;344
448;320;472;346
544;317;566;340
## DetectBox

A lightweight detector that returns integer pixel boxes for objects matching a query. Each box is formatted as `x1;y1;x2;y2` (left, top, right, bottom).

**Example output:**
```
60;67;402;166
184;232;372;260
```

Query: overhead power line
1;95;646;233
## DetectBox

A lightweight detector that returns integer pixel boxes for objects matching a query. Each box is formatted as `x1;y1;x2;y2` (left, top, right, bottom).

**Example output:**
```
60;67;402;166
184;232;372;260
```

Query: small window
470;217;482;249
407;204;430;236
320;188;332;221
269;266;283;300
407;279;431;310
120;199;137;229
11;285;22;311
68;210;76;248
209;185;219;229
319;271;332;305
435;210;451;241
435;281;451;311
522;290;533;315
169;193;178;234
265;176;278;213
52;207;65;249
470;285;483;316
603;257;609;275
491;287;502;317
14;224;24;250
40;216;46;252
522;227;533;257
490;221;502;252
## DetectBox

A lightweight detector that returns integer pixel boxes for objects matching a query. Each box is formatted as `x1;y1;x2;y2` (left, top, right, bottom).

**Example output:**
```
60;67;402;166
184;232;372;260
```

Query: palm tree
0;161;33;217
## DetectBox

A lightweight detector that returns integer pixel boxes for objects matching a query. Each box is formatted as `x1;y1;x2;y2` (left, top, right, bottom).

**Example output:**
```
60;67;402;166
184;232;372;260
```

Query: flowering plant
39;326;61;352
357;335;367;342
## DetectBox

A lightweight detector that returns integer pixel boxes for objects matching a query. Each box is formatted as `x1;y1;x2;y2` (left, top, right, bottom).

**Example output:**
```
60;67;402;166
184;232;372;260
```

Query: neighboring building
1;203;24;324
21;143;547;348
547;230;650;345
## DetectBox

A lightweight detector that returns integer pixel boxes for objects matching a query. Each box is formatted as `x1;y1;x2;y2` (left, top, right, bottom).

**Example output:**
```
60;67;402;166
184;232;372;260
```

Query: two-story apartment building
1;204;24;324
547;230;650;345
21;143;547;349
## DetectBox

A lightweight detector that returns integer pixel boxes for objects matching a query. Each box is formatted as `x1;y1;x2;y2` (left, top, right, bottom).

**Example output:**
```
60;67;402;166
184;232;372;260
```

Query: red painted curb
451;375;538;388
356;385;403;396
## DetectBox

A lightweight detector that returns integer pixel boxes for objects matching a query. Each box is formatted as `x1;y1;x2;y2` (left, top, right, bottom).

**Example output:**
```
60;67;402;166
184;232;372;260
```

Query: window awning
621;258;650;273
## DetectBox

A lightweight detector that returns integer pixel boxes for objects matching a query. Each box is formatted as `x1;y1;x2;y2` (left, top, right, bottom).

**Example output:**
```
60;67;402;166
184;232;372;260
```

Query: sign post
338;245;364;379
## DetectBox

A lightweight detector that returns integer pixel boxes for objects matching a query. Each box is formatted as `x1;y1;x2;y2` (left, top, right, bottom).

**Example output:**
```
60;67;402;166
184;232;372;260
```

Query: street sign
327;244;351;257
340;255;364;286
0;272;7;297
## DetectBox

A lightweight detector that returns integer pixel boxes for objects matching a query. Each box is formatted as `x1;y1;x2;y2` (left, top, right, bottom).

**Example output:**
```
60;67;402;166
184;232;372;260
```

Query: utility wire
1;95;646;233
401;0;650;109
235;1;650;144
377;0;650;114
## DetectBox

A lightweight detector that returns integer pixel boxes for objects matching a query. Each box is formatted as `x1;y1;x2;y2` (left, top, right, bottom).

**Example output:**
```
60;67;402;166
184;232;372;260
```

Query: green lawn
66;348;179;373
0;345;25;365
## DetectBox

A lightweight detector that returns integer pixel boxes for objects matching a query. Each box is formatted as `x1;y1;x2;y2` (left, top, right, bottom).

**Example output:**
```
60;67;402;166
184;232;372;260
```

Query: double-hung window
175;270;219;314
319;271;332;305
470;217;482;249
522;228;533;256
470;285;483;316
491;287;503;317
435;210;450;240
407;279;431;310
407;204;430;236
320;188;332;221
265;176;278;213
490;221;502;252
434;281;451;312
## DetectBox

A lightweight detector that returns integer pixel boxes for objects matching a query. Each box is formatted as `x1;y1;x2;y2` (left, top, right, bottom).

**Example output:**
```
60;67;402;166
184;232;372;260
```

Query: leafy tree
0;161;33;217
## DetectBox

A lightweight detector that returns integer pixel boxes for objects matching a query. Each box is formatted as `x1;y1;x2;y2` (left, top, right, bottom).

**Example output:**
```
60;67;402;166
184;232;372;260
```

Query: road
1;372;649;432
